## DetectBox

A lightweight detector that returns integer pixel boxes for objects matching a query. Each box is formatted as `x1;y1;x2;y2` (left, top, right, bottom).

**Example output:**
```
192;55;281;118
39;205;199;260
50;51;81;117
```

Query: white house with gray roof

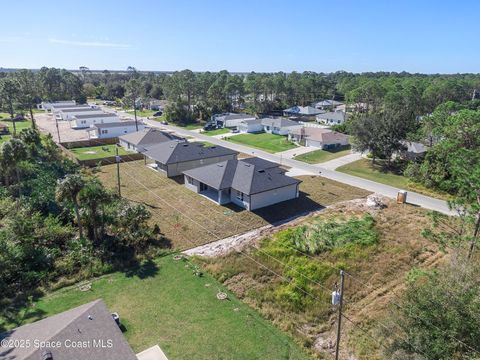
213;113;257;128
316;110;348;125
143;141;238;177
87;121;145;139
238;118;264;133
261;118;302;135
55;106;104;121
183;157;300;210
70;112;120;129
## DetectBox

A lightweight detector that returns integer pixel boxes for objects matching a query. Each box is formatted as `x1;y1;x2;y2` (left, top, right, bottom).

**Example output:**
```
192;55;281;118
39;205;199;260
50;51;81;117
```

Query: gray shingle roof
184;158;300;195
90;121;139;129
0;299;137;360
144;141;238;165
215;113;256;121
283;106;323;115
119;128;183;147
316;111;347;121
260;117;300;128
314;100;344;107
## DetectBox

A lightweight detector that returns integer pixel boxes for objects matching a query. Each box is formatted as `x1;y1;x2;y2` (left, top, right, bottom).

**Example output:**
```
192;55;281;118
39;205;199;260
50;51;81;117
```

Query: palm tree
0;77;20;135
56;174;85;239
79;179;110;244
1;138;27;188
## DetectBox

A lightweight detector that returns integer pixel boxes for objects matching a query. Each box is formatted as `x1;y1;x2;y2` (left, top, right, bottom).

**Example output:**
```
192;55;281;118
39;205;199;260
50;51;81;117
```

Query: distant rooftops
74;113;118;119
143;141;238;164
314;100;344;107
60;107;98;113
88;121;140;130
316;111;347;122
283;105;324;116
119;128;184;148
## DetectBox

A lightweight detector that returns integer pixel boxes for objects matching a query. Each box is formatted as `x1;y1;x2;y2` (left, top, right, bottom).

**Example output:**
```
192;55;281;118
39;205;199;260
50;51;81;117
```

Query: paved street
105;110;453;216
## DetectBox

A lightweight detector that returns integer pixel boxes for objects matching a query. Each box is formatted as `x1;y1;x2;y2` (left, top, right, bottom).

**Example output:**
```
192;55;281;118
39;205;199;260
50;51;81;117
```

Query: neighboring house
238;118;264;133
87;121;145;139
0;122;9;134
143;141;238;177
316;110;348;125
38;100;76;111
70;113;120;129
0;299;138;360
149;99;168;111
56;107;104;121
283;105;324;120
313;99;344;110
261;117;302;135
213;113;257;128
289;127;349;149
183;158;300;211
401;141;428;160
119;128;185;152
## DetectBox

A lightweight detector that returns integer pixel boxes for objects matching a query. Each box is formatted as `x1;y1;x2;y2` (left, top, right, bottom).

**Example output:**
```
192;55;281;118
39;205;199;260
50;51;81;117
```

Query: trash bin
397;190;407;204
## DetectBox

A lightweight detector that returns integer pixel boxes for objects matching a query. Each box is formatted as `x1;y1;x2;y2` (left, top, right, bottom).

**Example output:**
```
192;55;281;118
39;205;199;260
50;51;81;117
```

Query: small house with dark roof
143;141;238;177
213;113;257;128
283;106;324;121
87;121;145;139
119;128;185;152
0;299;138;360
183;158;300;210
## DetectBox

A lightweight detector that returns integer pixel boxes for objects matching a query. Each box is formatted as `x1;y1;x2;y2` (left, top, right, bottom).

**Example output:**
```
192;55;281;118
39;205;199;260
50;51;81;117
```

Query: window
101;130;108;134
236;190;243;201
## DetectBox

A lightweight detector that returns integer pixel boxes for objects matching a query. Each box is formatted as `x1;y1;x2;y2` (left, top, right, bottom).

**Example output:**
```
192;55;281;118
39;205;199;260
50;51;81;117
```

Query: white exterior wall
119;139;139;152
58;110;104;121
239;123;263;133
40;101;76;111
166;154;237;177
249;183;299;210
70;115;120;129
91;124;145;139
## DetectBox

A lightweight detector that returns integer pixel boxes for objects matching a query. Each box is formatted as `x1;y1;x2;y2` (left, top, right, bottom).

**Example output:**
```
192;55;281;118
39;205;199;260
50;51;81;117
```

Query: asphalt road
109;108;454;216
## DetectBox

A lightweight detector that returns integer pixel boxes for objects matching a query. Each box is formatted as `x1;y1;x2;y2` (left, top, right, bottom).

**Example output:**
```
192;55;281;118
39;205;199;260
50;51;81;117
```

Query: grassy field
197;202;444;358
337;158;450;200
70;144;135;161
0;255;310;360
126;109;159;117
202;128;231;136
227;133;298;153
0;113;32;144
294;146;351;164
97;161;370;249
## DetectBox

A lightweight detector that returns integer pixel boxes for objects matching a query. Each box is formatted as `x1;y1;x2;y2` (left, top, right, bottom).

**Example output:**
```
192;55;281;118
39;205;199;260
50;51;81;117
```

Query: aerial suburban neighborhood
0;1;479;360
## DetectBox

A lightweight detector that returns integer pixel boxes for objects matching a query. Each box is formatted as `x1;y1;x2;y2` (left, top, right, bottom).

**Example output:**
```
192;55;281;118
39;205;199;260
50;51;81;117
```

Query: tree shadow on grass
123;259;159;279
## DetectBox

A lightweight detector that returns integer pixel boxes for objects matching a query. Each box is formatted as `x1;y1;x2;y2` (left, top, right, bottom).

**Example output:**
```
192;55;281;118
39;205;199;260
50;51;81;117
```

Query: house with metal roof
288;127;349;149
55;106;104;121
260;117;302;135
316;110;348;125
143;141;238;177
183;158;300;210
119;128;185;152
87;121;145;139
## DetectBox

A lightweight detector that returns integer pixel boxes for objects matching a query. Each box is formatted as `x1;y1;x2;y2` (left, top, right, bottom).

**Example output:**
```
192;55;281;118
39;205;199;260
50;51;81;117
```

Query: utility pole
115;147;121;197
335;270;345;360
133;95;139;131
55;116;61;143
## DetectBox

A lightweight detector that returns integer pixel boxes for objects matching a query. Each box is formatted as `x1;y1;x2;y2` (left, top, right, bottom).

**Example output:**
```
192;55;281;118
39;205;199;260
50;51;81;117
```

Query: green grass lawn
0;255;310;360
294;146;351;164
0;113;32;144
337;158;451;200
126;109;157;117
202;128;231;136
227;133;298;153
70;144;134;161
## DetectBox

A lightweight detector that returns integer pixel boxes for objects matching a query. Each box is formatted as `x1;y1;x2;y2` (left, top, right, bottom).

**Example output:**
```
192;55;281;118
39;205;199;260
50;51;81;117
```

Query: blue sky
1;0;479;73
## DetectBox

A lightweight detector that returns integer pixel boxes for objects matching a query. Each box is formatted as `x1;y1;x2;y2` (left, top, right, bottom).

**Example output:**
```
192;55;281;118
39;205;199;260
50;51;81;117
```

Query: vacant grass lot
294;146;351;164
227;133;298;153
0;255;310;360
126;109;158;117
202;128;231;136
0;113;32;144
97;161;370;249
197;202;443;359
337;158;450;200
70;144;134;160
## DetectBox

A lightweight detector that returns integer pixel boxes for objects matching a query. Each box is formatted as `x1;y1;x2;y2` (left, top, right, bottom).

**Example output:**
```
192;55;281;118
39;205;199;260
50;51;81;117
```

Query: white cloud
48;38;130;48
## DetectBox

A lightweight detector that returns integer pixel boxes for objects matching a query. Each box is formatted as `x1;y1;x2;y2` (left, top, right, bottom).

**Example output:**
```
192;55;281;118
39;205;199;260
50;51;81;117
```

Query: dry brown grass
96;161;370;249
195;201;446;359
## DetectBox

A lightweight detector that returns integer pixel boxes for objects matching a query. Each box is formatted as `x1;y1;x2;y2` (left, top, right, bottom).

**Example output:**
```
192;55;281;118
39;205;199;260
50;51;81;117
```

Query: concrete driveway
319;152;363;170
